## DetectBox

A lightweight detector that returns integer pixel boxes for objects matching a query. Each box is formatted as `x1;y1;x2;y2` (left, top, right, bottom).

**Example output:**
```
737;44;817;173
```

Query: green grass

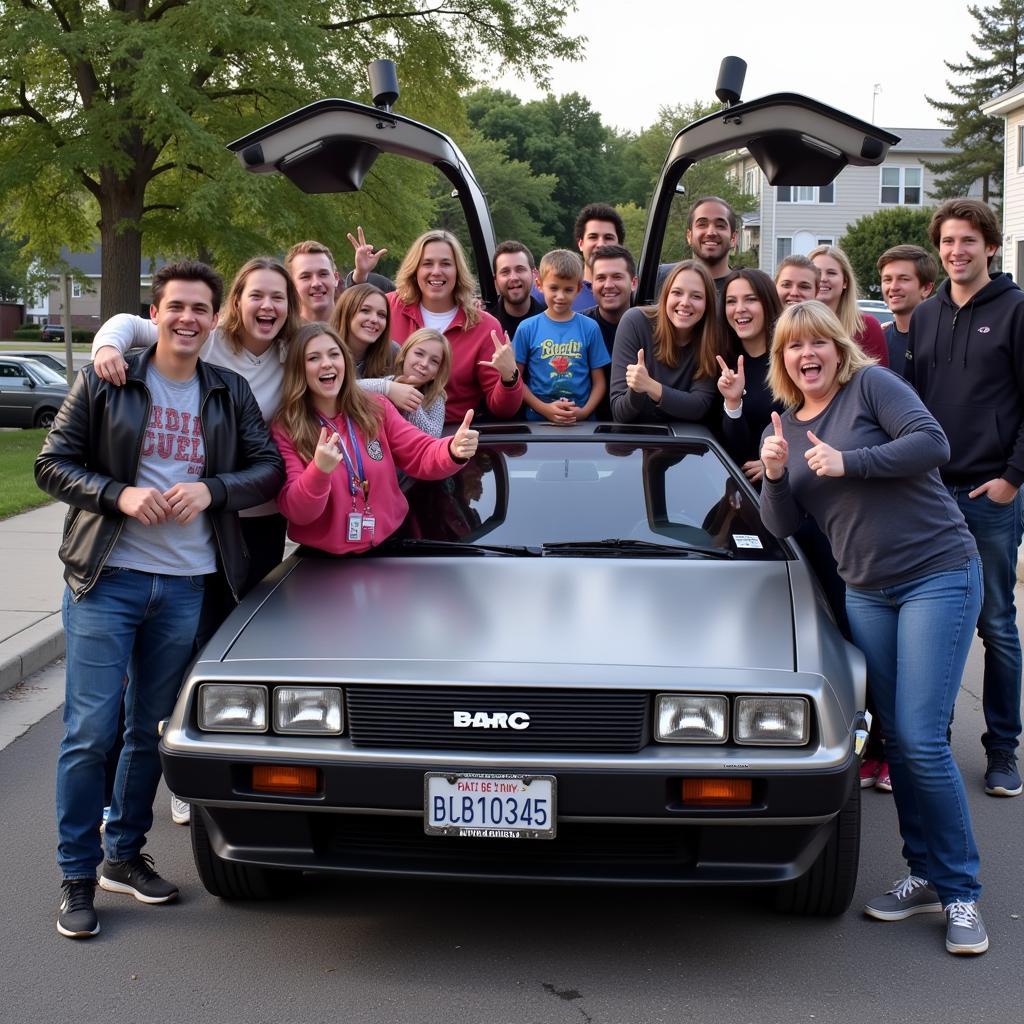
0;429;51;519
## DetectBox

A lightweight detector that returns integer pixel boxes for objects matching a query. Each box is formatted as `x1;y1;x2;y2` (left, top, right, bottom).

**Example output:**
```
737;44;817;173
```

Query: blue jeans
845;558;983;905
57;568;205;880
952;487;1024;754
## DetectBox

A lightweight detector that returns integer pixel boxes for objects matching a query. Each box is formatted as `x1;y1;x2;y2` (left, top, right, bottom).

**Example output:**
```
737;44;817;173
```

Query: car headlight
197;683;268;732
656;694;728;743
734;696;809;745
274;687;344;735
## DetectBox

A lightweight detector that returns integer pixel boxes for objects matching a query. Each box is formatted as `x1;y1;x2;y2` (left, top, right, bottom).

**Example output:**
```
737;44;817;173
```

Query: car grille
345;686;649;752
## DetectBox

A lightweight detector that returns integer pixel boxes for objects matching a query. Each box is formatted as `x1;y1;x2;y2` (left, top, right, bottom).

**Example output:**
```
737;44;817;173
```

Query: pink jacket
273;397;461;555
387;294;523;422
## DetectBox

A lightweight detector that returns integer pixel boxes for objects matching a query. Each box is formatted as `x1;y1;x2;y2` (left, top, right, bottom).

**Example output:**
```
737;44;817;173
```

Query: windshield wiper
542;538;734;559
379;538;542;557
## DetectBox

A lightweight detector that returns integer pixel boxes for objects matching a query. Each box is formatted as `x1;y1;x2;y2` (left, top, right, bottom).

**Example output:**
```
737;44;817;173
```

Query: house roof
56;246;165;278
883;128;957;154
982;80;1024;116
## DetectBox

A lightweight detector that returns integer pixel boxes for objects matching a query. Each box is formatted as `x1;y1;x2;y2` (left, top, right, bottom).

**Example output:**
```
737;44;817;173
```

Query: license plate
424;772;556;839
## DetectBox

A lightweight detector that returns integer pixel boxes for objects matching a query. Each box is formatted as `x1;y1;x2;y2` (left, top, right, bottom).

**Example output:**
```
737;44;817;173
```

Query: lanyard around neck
318;413;367;500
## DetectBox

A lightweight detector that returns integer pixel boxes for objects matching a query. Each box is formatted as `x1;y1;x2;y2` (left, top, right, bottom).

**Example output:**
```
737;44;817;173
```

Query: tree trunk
98;175;147;321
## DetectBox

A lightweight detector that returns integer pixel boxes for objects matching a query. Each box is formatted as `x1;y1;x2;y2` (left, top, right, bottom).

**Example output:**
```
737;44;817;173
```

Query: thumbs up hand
804;430;845;477
625;346;654;396
760;411;789;481
448;409;480;461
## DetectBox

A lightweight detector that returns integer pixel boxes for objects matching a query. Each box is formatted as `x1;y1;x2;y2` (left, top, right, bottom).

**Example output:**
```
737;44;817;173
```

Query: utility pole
61;273;73;386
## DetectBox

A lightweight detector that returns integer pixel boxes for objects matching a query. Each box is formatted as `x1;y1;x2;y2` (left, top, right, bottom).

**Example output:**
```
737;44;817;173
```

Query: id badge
361;513;376;540
347;512;363;542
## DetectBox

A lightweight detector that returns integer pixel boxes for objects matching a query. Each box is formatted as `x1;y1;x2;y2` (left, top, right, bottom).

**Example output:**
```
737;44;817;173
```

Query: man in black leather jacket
35;260;284;939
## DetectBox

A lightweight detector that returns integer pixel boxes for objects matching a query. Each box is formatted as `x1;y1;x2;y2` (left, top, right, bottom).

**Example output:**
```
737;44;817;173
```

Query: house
41;246;159;328
981;82;1024;280
728;130;982;276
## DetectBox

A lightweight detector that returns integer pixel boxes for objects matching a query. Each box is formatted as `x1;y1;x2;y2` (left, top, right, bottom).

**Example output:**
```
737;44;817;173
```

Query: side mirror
24;377;37;389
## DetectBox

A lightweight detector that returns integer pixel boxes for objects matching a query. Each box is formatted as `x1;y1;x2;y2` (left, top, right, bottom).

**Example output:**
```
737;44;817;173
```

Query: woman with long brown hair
609;259;721;423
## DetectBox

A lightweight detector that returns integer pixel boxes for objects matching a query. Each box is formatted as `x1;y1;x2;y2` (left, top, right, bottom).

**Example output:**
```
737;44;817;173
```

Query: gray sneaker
864;874;943;921
984;750;1022;797
945;900;989;955
170;795;191;826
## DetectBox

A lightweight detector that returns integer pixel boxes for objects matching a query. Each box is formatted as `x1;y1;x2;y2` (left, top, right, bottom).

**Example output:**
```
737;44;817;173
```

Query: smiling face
783;334;841;406
664;268;707;335
812;254;846;311
937;217;997;297
686;201;736;271
880;259;932;316
591;256;636;316
776;267;819;306
725;278;766;348
304;332;346;409
577;219;621;271
291;252;340;322
150;279;218;365
346;291;389;352
401;337;445;385
416;241;458;311
494;250;535;308
239;268;289;347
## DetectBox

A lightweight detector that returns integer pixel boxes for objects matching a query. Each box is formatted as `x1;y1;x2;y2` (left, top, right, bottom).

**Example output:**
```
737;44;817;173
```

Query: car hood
220;556;795;675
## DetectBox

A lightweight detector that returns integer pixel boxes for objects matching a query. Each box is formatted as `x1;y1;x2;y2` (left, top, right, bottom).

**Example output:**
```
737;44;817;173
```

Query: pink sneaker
875;764;892;792
860;758;882;789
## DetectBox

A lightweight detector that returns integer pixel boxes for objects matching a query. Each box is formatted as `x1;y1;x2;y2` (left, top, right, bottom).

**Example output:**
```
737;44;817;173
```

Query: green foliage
925;0;1024;203
0;1;581;317
11;326;42;339
0;429;51;520
0;228;29;302
840;208;940;298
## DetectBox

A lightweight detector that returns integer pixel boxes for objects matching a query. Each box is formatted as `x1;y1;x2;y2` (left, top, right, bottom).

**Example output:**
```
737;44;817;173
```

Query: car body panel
0;356;68;428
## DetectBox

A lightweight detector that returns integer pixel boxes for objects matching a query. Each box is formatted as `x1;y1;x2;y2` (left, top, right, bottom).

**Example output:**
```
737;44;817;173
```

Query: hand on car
93;345;129;387
386;380;425;413
478;330;517;382
761;412;789;481
313;427;344;474
804;430;844;477
164;482;212;525
448;410;479;461
742;459;764;484
716;353;745;408
347;226;388;284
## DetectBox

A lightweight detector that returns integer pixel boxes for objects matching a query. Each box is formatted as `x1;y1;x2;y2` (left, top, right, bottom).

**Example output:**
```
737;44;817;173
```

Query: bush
71;329;94;345
12;325;41;339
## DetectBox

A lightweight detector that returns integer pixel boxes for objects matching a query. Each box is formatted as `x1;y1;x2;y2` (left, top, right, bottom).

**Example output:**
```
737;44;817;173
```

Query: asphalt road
1;640;1022;1024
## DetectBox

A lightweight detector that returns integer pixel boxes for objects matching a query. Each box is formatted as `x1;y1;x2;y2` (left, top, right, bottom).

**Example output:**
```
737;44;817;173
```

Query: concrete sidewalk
0;502;67;695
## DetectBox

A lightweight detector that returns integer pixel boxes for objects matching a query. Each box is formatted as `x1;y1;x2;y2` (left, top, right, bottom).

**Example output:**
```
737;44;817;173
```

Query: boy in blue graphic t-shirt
513;249;610;423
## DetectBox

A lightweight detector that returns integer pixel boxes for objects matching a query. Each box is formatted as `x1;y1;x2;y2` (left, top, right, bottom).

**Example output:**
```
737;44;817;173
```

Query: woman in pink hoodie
348;226;523;422
272;322;478;555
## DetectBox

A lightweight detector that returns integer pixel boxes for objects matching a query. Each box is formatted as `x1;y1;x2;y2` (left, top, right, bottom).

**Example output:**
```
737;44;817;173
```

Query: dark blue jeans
57;568;205;880
845;558;983;905
952;487;1023;754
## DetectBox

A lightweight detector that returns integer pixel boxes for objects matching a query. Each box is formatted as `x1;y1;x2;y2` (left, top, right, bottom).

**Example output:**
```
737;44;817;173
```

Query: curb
0;614;65;697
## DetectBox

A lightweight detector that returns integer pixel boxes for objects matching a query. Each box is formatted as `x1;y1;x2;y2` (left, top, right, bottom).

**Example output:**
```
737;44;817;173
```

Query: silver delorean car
160;60;895;915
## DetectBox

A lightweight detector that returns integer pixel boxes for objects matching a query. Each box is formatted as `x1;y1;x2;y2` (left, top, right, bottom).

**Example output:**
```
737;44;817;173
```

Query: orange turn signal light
682;778;752;806
252;764;319;796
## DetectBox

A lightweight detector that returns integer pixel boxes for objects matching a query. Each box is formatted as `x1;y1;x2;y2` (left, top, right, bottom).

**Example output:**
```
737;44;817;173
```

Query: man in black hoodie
906;198;1024;798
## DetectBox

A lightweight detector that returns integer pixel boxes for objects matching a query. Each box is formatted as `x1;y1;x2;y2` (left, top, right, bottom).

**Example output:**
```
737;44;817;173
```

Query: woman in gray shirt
759;301;987;956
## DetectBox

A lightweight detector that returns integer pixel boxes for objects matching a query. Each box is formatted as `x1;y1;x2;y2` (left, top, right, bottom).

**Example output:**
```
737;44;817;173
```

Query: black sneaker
984;750;1022;797
57;879;99;938
99;853;179;904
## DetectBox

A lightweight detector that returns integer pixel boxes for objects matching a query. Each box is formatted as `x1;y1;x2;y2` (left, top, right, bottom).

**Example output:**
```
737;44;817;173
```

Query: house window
880;166;923;205
817;237;835;247
777;184;834;203
71;281;82;298
776;237;793;263
1016;241;1024;281
1018;125;1024;169
744;167;760;196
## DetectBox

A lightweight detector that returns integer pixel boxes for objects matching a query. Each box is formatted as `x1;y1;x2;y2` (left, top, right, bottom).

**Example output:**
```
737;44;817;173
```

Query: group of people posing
36;193;1022;961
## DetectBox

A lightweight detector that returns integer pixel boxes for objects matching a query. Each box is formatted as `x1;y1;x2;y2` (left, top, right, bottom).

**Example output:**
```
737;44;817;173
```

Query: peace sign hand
478;329;517;382
716;353;746;407
346;225;388;282
804;430;845;477
313;426;344;474
448;409;480;461
760;411;789;481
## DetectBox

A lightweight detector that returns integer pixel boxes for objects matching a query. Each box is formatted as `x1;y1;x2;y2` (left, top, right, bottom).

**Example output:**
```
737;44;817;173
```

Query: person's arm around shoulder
201;374;285;513
90;314;159;386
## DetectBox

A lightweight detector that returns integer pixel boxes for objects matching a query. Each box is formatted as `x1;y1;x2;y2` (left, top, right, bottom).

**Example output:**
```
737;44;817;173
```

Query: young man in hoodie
905;199;1024;798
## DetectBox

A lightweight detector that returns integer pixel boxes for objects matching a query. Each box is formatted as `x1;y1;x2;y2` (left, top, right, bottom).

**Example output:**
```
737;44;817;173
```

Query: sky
494;0;983;133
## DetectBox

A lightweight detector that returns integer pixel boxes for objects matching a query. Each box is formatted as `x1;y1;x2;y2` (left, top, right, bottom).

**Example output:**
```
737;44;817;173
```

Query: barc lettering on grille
452;711;531;730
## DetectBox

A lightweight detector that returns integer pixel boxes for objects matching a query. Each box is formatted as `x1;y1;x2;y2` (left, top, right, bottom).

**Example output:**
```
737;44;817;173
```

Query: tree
925;1;1024;203
840;208;940;299
0;2;580;319
0;228;28;302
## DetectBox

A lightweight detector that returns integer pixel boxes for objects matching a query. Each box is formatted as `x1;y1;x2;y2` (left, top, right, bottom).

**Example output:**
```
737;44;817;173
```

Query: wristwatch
501;367;520;387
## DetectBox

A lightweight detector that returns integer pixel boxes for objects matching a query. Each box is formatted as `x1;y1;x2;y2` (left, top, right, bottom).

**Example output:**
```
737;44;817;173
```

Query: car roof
467;420;720;445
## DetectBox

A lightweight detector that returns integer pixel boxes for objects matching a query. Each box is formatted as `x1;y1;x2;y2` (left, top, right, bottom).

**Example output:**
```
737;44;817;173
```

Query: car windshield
391;438;787;559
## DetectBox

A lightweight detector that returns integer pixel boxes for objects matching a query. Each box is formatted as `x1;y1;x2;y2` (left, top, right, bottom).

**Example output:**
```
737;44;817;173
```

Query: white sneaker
170;795;191;826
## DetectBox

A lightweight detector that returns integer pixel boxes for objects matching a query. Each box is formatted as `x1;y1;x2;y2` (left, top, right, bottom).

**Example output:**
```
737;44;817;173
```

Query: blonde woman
809;244;888;365
385;328;452;437
759;301;987;956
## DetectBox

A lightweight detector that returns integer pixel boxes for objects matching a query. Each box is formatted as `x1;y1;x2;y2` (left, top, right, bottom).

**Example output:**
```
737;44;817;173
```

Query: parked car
4;351;67;374
40;322;68;343
0;355;69;429
857;299;895;327
161;64;894;915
